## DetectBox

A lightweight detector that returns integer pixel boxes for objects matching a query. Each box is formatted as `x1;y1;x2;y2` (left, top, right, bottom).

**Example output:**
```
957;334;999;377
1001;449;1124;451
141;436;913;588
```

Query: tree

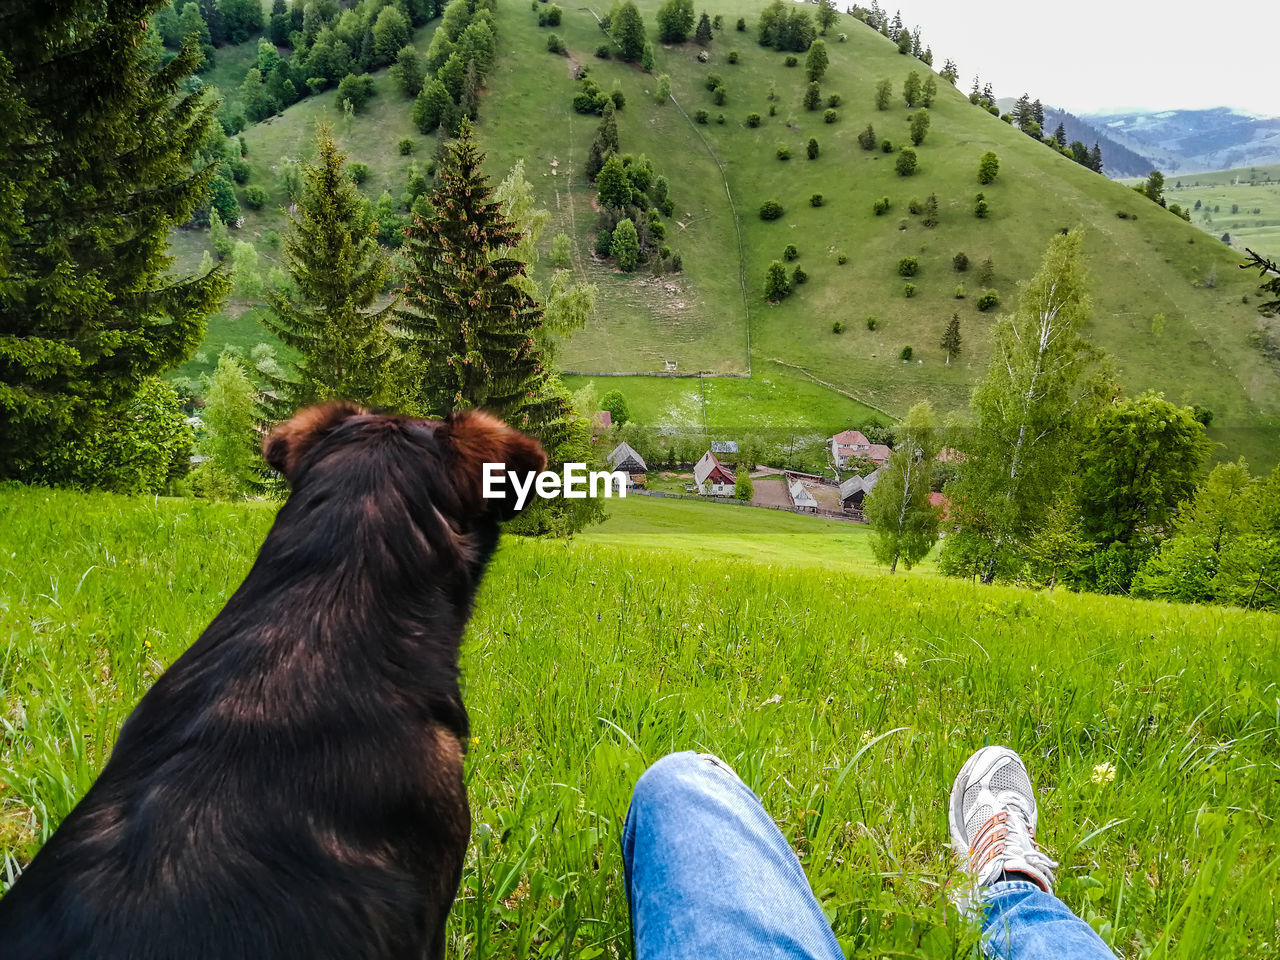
896;27;911;54
1141;169;1166;207
610;218;640;270
922;75;936;107
875;78;892;110
895;147;917;176
804;81;821;110
857;123;877;150
595;154;632;209
337;72;376;113
903;70;921;107
413;78;453;133
805;39;828;81
0;1;229;485
939;230;1111;583
391;45;425;97
764;260;791;301
219;0;262;43
641;43;656;72
978;150;999;184
600;389;630;425
909;108;930;145
1088;143;1103;173
734;466;754;500
197;352;262;499
866;401;940;572
940;312;961;363
656;74;672;103
656;0;695;43
397;121;559;430
268;0;291;46
1052;122;1066;147
807;137;819;159
816;0;837;35
695;11;713;45
922;191;938;228
611;2;647;61
260;126;394;412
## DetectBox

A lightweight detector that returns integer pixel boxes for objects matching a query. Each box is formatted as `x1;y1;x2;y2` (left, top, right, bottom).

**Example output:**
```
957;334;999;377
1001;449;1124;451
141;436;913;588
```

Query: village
605;428;951;522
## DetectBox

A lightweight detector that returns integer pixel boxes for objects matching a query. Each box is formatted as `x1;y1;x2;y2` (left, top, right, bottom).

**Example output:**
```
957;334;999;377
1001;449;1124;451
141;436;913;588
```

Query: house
694;450;736;496
830;429;892;468
788;478;819;512
608;441;648;487
929;491;952;521
839;466;883;515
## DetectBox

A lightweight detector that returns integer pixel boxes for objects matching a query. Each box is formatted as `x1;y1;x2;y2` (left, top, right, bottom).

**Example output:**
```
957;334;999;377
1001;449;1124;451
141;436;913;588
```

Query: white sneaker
949;745;1058;894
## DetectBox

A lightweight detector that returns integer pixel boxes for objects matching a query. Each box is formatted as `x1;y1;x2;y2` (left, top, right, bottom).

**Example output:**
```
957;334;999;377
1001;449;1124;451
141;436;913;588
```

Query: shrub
900;345;913;360
809;193;823;207
716;113;725;124
908;198;923;215
736;17;746;30
705;73;723;91
784;55;798;67
804;82;822;111
903;282;916;298
827;93;841;107
953;251;969;272
695;109;709;123
974;195;989;218
594;228;613;257
977;290;1000;311
728;50;739;63
348;162;369;184
243;185;267;209
670;252;683;271
769;104;776;116
746;112;762;127
336;73;376;112
764;260;791;300
872;196;890;215
897;256;919;277
759;200;784;220
611;88;626;109
777;146;791;160
547;32;566;53
857;124;877;150
792;265;808;284
783;243;799;261
711;85;727;106
398;137;414;155
978;150;999;184
866;316;879;330
895;147;918;176
806;138;819;159
881;138;894;153
836;253;848;265
595;43;611;58
832;320;844;333
954;284;965;298
823;108;838;123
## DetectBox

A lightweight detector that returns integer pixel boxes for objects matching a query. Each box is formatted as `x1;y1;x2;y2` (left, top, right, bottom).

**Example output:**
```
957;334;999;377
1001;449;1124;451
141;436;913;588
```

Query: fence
631;488;866;524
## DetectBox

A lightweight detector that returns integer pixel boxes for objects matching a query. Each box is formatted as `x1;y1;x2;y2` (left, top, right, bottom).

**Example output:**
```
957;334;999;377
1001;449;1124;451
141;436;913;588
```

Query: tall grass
2;487;1278;956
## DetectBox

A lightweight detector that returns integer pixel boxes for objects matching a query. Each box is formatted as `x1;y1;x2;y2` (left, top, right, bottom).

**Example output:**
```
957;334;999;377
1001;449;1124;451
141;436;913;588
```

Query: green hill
1139;163;1280;260
5;487;1279;954
170;2;1280;464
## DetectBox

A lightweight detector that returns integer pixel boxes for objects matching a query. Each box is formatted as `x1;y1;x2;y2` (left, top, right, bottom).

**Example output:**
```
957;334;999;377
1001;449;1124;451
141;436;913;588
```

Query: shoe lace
969;797;1058;890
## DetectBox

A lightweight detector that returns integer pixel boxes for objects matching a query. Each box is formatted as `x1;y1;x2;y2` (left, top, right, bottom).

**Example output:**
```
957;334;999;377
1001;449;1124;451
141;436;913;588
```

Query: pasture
3;486;1278;957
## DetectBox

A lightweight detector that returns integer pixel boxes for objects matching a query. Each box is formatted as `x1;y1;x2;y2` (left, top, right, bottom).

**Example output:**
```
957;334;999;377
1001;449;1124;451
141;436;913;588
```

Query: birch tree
866;401;940;573
938;229;1113;582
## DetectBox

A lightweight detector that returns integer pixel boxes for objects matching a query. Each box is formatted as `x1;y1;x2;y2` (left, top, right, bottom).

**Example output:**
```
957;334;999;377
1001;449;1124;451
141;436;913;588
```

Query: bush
830;319;845;334
712;85;727;105
872;196;890;215
547;32;566;53
595;43;611;58
398;137;414;155
857;124;877;150
809;193;823;207
670;252;683;271
746;112;761;127
900;345;913;360
881;138;894;153
908;198;923;215
695;109;709;123
792;265;808;284
705;73;723;91
895;147;918;176
336;73;376;112
823;108;838;123
776;146;791;160
807;137;819;159
954;284;966;299
866;316;879;330
736;17;746;30
953;251;969;271
348;162;369;184
974;195;989;218
836;253;848;265
783;243;799;261
545;4;562;25
243;185;267;209
600;389;629;426
226;158;250;184
716;113;726;124
611;87;626;109
978;150;1000;184
764;259;791;300
897;257;919;277
728;50;739;63
759;200;784;220
903;282;916;298
784;55;798;67
977;290;1000;311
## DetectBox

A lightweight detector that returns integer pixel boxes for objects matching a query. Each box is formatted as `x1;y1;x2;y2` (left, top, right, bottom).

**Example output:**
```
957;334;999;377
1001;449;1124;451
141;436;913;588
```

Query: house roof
832;429;870;446
608;442;647;472
865;443;892;463
788;479;819;507
839;466;884;500
694;450;735;485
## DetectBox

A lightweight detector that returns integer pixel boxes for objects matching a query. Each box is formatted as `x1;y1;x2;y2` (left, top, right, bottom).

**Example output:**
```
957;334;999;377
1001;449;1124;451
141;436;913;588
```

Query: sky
864;0;1280;116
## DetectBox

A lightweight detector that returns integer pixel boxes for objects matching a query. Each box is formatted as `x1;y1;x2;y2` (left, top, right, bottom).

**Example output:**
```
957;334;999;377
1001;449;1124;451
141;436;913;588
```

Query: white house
694;450;736;496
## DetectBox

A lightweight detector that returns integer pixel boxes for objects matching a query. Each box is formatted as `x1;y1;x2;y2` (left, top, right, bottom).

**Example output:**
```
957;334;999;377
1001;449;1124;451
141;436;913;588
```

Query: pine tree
1032;98;1044;127
805;38;828;82
866;401;940;572
922;75;937;106
611;2;646;61
610;218;640;270
397;121;556;428
586;100;620;180
940;312;961;363
595;154;633;208
764;260;791;301
260;126;394;412
1052;122;1066;147
695;11;713;45
1014;93;1033;130
269;0;291;46
922;191;938;227
1088;143;1104;173
1;1;229;483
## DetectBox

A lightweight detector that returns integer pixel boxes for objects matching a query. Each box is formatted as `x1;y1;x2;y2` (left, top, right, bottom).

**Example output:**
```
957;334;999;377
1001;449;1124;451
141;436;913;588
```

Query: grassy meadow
3;486;1279;957
1159;164;1280;261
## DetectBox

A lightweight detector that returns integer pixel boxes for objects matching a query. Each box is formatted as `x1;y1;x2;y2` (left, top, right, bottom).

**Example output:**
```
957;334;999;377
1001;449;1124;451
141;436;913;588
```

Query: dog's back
0;405;544;959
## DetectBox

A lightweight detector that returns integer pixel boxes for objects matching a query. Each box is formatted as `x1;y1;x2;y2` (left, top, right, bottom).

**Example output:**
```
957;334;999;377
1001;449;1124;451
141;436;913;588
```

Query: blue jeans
622;752;1115;960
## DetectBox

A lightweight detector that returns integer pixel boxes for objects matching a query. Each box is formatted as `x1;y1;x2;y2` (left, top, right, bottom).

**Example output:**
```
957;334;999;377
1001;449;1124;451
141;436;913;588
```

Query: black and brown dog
0;403;544;959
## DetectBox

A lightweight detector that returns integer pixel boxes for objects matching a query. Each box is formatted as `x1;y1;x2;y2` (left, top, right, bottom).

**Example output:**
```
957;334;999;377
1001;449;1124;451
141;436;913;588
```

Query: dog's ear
440;409;546;520
263;402;366;483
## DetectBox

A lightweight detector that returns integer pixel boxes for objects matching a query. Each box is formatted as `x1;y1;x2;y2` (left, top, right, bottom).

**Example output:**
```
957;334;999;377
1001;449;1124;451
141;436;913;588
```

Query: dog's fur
0;404;544;960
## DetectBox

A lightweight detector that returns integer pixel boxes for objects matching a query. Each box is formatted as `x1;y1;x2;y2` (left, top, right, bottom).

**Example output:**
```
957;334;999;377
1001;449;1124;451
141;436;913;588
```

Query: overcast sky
865;0;1280;116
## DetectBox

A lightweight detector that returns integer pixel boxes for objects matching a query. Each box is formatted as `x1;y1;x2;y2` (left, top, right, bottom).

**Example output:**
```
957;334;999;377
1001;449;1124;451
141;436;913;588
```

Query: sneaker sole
948;744;1025;857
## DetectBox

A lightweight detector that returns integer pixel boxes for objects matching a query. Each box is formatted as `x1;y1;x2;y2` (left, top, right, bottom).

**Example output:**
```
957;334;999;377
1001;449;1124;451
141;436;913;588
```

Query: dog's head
263;403;546;525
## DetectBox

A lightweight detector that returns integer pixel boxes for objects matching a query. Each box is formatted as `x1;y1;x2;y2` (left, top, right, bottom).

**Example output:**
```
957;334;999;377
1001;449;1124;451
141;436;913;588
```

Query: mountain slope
1085;107;1280;174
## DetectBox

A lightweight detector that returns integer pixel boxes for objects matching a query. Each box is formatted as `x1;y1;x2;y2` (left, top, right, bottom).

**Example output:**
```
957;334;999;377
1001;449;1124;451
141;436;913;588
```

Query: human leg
622;751;843;960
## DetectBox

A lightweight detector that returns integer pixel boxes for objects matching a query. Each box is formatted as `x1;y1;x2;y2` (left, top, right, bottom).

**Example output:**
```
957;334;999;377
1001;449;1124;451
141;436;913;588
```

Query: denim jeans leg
980;880;1117;960
622;751;844;960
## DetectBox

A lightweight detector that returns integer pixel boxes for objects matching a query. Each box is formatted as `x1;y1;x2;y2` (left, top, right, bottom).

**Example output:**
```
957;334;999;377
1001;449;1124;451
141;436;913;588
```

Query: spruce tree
695;11;713;46
260;125;394;412
940;312;961;363
0;1;229;483
397;121;557;428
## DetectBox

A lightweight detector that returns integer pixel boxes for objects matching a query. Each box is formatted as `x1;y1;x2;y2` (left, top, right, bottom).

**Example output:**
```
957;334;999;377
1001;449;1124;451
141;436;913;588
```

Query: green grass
1154;164;1280;261
4;487;1280;956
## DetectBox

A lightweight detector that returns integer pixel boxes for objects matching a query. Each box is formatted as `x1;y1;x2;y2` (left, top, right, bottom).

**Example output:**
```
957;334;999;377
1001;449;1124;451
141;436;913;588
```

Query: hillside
4;487;1280;955
1085;107;1280;175
997;100;1158;179
169;1;1280;465
1138;163;1280;261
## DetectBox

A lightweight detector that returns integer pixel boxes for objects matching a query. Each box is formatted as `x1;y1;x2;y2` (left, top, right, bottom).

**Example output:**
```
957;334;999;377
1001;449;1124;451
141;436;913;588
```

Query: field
1159;164;1280;261
3;486;1279;957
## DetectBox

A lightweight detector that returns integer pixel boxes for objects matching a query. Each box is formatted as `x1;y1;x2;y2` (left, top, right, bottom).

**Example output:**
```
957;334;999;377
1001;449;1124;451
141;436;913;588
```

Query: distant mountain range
1082;107;1280;176
994;98;1157;179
